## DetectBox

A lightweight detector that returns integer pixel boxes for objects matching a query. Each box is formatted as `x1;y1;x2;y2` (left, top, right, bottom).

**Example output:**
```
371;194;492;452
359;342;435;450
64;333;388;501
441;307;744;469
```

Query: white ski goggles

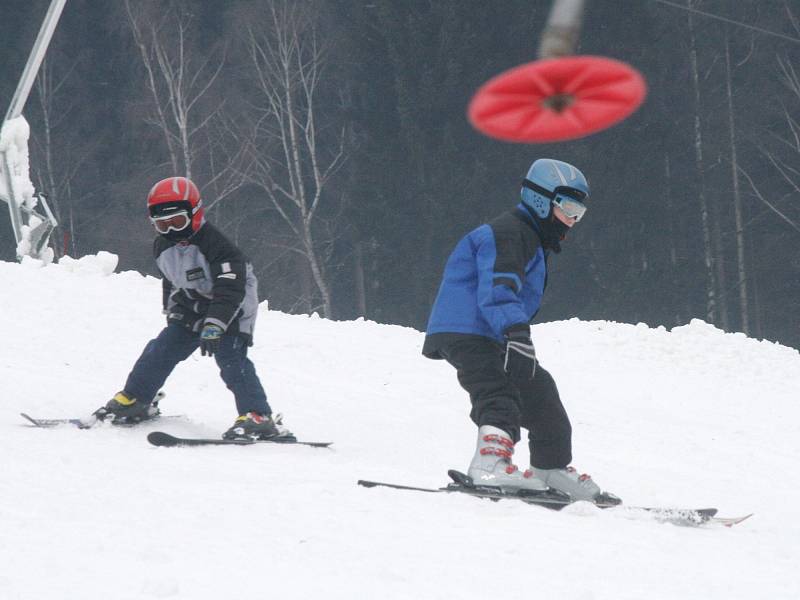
522;179;588;222
150;210;190;233
552;192;587;222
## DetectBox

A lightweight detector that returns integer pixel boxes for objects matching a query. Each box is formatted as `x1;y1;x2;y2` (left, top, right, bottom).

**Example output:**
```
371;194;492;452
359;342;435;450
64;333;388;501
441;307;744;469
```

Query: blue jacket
423;205;548;358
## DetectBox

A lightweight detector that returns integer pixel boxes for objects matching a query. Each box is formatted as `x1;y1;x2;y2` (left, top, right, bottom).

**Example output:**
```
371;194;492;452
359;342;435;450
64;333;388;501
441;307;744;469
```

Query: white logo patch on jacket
218;261;236;279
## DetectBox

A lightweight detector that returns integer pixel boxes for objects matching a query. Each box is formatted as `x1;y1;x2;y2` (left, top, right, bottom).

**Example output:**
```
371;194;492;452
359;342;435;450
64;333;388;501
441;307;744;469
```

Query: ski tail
357;479;443;493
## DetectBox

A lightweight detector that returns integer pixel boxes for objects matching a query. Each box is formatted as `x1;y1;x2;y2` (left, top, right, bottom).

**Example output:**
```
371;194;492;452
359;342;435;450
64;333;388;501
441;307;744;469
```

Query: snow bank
1;260;798;600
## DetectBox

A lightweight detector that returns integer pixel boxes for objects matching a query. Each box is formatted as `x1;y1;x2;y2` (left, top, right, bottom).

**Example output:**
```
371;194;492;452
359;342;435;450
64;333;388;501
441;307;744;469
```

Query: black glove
504;326;537;380
200;323;223;357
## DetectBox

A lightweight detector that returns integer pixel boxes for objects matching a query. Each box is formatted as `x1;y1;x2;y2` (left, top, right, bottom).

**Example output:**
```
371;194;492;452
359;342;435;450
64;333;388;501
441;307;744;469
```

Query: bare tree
752;4;800;236
687;0;722;326
766;58;800;204
723;28;750;334
760;3;800;229
242;0;346;318
123;0;245;203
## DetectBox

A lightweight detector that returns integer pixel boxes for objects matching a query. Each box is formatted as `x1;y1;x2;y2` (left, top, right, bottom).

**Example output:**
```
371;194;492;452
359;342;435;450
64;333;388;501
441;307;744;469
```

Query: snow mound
2;260;798;600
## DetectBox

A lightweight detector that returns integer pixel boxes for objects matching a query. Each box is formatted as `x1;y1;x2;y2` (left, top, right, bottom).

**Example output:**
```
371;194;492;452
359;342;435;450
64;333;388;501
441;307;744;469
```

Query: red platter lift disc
468;55;647;143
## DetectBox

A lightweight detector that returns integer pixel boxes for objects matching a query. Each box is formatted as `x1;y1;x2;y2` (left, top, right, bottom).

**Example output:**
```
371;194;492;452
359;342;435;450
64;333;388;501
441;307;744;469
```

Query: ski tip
357;480;379;488
21;413;97;429
717;513;754;527
147;431;180;447
20;413;42;427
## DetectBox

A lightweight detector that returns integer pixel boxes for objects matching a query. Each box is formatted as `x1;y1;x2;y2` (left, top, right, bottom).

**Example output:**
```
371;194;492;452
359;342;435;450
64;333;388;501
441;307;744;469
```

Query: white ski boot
525;466;603;502
467;425;548;493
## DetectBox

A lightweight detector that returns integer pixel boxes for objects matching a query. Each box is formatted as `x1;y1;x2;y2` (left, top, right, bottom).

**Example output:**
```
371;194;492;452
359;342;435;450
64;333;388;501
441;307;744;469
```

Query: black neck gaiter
524;208;568;254
161;229;193;244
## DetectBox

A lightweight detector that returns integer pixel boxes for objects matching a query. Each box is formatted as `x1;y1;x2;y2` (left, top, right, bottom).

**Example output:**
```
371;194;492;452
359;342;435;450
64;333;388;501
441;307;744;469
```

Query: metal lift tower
0;0;67;261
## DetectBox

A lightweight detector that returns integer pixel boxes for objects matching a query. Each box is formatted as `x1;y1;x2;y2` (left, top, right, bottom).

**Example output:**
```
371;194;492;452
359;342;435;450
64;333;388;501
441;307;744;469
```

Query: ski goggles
522;179;588;222
150;210;191;233
552;192;587;222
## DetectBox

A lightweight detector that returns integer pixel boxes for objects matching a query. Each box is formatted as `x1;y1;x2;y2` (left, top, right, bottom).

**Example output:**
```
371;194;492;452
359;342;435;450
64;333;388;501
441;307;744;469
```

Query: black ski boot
223;412;294;441
96;391;158;424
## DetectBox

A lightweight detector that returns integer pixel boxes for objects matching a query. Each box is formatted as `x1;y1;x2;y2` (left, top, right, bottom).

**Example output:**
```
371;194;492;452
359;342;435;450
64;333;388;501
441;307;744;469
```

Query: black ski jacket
154;223;259;342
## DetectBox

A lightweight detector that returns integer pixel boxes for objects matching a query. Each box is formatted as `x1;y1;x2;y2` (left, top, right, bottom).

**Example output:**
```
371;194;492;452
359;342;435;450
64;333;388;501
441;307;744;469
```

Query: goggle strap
152;212;183;220
522;179;555;200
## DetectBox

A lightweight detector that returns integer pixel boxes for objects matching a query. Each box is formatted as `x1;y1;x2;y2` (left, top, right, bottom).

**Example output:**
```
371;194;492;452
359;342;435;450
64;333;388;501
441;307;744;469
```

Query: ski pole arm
537;0;586;60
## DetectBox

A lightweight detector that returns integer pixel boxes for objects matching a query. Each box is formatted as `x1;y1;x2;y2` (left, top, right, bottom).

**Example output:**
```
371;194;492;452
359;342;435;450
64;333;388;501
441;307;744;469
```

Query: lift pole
0;0;67;261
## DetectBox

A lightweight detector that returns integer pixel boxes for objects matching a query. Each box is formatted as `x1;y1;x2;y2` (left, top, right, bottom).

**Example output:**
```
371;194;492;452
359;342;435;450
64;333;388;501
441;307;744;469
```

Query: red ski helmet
146;176;204;234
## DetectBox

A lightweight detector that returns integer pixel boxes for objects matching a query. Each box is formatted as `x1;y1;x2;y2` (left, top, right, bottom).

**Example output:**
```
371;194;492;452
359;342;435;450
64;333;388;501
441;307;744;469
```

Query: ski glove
200;323;224;357
504;326;537;380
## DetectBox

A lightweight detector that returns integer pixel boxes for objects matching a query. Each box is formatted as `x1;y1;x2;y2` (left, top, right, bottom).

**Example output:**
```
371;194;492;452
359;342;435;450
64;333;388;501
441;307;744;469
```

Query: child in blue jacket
423;158;615;502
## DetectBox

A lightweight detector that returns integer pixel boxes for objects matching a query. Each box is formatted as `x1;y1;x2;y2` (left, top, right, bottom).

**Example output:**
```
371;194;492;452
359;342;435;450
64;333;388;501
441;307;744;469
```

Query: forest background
1;0;799;349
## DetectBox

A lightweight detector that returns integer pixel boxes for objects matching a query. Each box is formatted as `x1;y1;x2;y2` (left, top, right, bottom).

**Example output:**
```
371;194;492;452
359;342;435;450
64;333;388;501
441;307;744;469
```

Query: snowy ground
2;256;799;600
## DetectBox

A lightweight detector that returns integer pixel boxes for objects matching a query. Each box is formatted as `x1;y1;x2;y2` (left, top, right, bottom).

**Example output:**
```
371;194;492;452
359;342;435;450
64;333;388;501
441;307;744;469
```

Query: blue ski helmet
520;158;589;219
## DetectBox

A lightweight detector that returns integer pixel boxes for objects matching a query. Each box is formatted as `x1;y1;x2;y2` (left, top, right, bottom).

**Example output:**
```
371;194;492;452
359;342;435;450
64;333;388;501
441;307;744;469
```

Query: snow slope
2;256;799;600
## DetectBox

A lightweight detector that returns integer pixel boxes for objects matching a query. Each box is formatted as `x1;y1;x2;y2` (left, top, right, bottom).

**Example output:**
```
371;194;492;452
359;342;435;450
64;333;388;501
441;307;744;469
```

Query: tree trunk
725;28;750;335
296;250;313;314
687;0;717;325
664;154;684;325
354;240;366;317
303;220;332;318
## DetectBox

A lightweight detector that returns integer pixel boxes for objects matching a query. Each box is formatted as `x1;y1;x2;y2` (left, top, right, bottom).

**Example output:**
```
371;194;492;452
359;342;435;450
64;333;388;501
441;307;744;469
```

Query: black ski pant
123;323;271;416
439;336;572;470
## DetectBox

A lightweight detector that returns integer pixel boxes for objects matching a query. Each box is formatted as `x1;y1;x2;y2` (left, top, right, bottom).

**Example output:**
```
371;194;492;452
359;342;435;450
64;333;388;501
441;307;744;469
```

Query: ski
358;470;752;527
146;431;332;448
21;392;172;429
358;470;613;510
21;413;96;429
21;412;182;429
